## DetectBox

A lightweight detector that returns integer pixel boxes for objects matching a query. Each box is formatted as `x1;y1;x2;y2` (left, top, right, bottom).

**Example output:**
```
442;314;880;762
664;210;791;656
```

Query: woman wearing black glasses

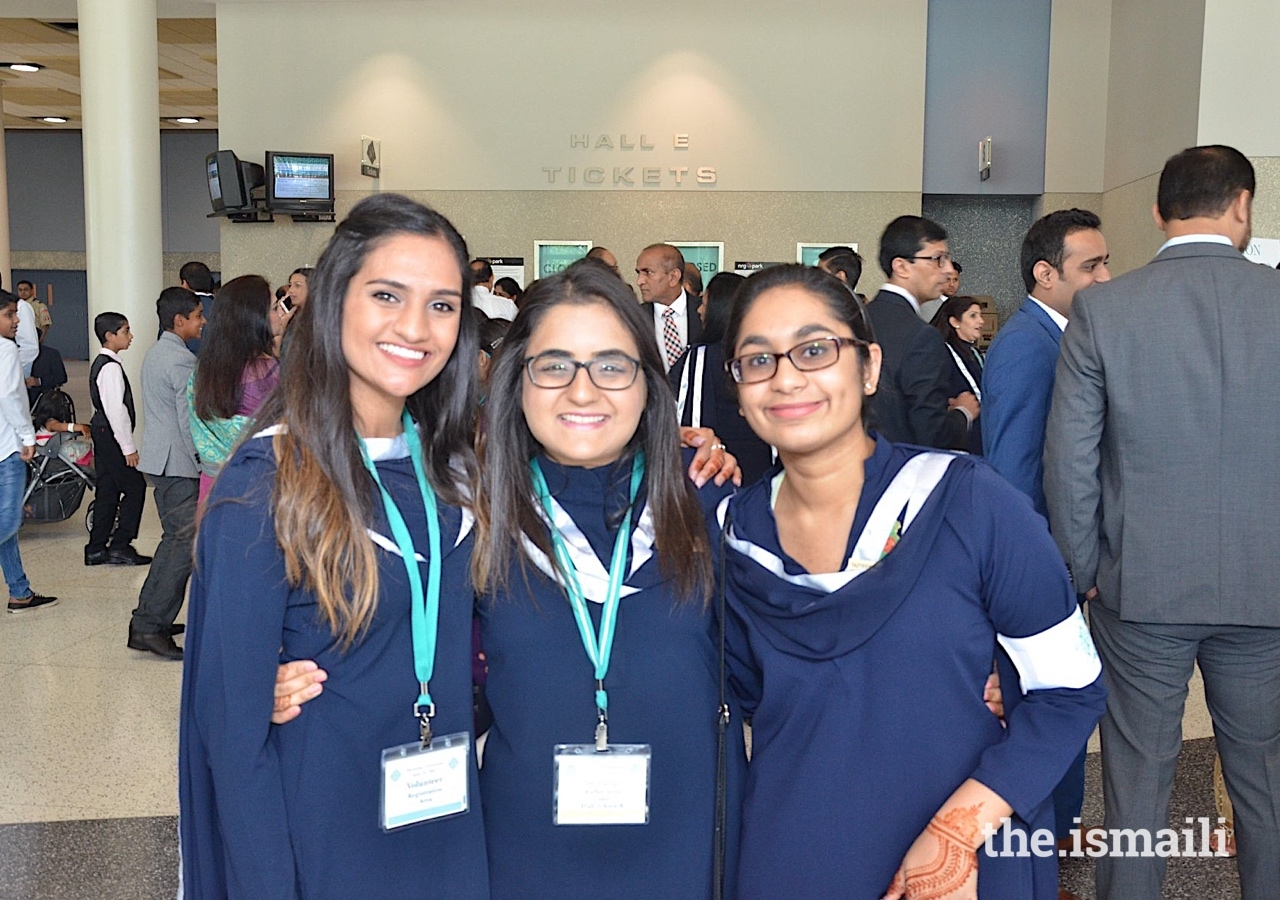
718;265;1105;900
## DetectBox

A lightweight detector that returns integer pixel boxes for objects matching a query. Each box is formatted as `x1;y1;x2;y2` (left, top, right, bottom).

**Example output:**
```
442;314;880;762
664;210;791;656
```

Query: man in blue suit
983;209;1110;867
984;209;1110;516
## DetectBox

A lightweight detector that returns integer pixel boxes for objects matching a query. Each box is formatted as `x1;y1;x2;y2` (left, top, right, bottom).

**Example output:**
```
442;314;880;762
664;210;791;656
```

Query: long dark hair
254;193;478;647
700;271;744;346
194;274;275;420
932;295;982;351
473;265;712;603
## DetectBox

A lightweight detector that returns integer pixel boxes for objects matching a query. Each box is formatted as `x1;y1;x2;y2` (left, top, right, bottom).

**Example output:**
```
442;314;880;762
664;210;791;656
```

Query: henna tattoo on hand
903;804;981;900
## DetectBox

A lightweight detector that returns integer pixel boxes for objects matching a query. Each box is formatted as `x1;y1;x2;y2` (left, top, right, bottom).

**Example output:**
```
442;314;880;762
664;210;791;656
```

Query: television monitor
205;150;264;213
265;151;335;213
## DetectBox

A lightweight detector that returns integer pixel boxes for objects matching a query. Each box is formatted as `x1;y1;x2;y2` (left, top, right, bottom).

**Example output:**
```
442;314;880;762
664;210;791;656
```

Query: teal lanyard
530;453;644;748
358;409;443;746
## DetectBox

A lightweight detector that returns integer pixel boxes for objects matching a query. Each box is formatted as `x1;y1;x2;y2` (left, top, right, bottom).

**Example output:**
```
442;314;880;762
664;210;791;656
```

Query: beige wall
1043;0;1111;193
218;0;927;194
1101;173;1162;275
11;252;220;290
1248;157;1280;243
1103;0;1205;191
216;0;932;284
222;189;922;290
1198;1;1280;152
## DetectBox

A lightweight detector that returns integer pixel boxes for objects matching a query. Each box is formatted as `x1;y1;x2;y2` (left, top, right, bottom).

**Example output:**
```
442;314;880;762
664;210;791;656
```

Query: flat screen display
270;154;332;200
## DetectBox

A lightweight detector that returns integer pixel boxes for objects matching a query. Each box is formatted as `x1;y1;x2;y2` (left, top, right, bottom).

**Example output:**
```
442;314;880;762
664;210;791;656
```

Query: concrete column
0;81;12;292
78;0;163;403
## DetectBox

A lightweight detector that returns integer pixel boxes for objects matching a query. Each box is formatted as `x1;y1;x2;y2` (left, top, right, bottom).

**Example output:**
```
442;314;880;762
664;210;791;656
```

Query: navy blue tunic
722;436;1106;899
478;454;743;899
180;435;489;900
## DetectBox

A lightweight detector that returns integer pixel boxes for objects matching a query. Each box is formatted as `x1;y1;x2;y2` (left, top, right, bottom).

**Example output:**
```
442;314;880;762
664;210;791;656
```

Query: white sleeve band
997;606;1102;692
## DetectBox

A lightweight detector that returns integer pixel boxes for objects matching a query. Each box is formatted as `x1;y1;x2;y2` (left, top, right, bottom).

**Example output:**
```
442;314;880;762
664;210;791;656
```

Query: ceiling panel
0;17;217;130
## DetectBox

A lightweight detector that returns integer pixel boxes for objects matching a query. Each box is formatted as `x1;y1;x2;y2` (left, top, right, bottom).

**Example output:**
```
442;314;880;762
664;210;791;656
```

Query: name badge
553;743;651;826
380;732;471;831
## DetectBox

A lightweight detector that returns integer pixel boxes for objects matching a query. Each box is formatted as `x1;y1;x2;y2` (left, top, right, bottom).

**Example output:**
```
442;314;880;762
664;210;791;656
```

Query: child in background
85;312;152;567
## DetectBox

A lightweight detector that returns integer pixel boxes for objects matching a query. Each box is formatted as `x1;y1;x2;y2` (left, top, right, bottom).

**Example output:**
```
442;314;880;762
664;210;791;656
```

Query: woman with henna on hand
717;266;1105;900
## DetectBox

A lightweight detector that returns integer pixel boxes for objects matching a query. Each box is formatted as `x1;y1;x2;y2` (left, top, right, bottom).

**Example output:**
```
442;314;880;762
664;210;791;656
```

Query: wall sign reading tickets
534;242;592;278
540;133;717;188
670;243;724;280
796;243;859;267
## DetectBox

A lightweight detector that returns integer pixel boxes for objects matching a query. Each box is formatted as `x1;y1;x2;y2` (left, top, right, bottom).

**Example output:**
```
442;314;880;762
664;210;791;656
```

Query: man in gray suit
1045;145;1280;900
130;287;205;660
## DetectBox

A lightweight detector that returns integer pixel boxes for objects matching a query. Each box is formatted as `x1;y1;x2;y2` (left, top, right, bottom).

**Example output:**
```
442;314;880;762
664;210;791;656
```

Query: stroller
23;388;96;530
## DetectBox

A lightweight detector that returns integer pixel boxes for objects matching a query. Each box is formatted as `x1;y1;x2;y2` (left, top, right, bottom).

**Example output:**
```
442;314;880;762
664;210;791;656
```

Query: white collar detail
723;452;954;592
523;494;656;604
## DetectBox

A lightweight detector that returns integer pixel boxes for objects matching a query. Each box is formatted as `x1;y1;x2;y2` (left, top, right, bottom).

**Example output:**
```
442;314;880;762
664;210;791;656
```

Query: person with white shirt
6;279;40;380
469;258;519;321
984;209;1109;517
85;312;152;568
1045;145;1280;900
0;293;57;613
983;211;1109;882
635;243;702;371
865;216;976;449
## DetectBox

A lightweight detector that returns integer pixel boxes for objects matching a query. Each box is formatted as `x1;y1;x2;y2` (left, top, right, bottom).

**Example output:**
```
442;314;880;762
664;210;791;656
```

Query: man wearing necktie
635;243;702;371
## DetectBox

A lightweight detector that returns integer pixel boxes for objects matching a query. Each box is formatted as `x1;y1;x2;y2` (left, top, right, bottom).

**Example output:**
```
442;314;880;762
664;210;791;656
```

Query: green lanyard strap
358;410;443;746
530;454;644;742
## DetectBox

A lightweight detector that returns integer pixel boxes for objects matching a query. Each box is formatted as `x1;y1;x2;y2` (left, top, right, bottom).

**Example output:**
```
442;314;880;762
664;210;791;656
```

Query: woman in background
933;294;986;455
188;274;282;505
670;271;773;484
493;276;523;307
285;266;314;312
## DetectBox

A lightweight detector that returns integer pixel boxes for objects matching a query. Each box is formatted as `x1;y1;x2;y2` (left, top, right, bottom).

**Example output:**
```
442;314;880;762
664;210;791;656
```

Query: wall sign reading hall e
541;132;717;188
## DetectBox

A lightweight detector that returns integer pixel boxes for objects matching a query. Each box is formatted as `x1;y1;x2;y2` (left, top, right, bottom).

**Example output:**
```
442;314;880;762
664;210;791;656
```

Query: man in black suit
866;215;976;448
635;243;702;371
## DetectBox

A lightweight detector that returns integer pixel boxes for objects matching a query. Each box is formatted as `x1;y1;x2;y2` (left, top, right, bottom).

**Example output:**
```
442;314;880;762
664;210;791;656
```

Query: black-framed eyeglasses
908;252;952;267
524;352;641;390
725;336;865;384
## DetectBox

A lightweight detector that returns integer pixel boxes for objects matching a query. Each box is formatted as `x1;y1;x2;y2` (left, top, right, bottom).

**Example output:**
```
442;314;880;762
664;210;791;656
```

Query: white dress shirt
95;349;137;456
471;286;519;321
1028;296;1068;332
1157;233;1235;254
14;300;38;377
0;337;34;462
879;283;922;314
651;290;690;369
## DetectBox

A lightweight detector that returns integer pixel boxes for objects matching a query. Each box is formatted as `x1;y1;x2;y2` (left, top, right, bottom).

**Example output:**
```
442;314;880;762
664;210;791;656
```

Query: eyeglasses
525;352;641;390
725;336;864;384
908;253;952;267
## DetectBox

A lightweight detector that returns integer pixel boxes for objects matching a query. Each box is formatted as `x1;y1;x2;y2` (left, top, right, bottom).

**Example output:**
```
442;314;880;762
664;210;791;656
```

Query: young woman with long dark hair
179;194;489;899
471;263;744;899
187;274;281;504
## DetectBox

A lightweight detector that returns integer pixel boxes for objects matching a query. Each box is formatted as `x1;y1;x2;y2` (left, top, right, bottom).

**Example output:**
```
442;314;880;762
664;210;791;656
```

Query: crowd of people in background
0;143;1275;900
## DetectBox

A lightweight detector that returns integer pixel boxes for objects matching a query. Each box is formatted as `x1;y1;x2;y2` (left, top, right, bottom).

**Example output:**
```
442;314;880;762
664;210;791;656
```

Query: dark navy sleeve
959;462;1107;821
712;491;764;719
182;445;300;899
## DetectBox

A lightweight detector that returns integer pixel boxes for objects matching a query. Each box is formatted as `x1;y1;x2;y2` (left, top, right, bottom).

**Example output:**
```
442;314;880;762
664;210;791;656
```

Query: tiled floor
0;363;1243;899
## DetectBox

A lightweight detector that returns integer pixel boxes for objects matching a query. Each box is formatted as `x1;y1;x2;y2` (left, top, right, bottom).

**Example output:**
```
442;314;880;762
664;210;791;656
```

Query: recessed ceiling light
7;63;43;73
170;116;202;125
34;116;67;124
